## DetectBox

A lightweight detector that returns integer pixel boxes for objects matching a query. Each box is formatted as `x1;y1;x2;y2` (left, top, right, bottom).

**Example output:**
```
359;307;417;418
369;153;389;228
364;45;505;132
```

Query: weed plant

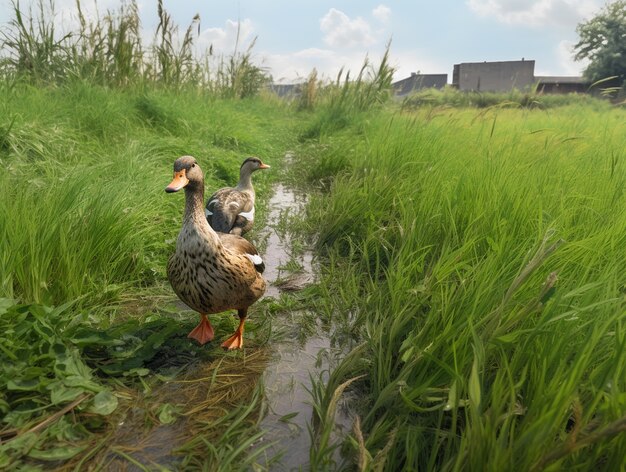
303;104;626;470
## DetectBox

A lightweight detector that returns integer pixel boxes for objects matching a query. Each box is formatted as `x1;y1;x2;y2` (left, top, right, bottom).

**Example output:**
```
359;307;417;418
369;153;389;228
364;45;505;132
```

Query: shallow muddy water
254;183;337;469
260;183;314;298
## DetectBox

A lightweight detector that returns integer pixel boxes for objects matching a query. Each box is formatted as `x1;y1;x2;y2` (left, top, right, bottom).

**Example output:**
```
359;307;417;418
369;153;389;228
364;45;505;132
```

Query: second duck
205;157;270;236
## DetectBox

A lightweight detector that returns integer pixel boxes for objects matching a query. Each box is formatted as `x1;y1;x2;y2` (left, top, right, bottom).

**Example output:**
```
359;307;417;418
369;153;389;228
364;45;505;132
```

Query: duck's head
240;157;270;176
165;155;203;193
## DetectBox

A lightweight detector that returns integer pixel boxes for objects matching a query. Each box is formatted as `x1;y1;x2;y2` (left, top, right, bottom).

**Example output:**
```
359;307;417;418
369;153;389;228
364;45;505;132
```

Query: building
452;60;535;92
535;76;590;94
392;73;448;96
268;83;301;98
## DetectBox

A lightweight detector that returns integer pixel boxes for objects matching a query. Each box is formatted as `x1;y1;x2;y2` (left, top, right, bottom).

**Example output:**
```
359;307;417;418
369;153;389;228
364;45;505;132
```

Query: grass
301;104;626;470
0;82;292;307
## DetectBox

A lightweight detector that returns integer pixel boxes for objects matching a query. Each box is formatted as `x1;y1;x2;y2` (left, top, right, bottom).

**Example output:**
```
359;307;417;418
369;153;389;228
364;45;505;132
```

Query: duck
205;157;270;235
165;156;266;350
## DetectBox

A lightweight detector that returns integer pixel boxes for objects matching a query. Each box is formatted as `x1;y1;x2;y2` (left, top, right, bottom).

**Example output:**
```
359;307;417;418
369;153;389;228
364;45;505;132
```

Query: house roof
535;76;589;84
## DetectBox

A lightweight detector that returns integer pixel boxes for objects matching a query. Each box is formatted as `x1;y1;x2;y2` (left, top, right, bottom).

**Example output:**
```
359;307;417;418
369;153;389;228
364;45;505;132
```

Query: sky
0;0;606;83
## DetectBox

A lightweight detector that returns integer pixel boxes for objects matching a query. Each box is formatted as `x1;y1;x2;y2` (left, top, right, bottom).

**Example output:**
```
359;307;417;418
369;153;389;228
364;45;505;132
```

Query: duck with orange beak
165;156;266;349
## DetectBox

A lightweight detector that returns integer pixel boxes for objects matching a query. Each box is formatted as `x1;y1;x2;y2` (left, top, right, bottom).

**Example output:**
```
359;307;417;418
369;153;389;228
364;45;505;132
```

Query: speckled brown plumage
205;157;270;236
165;156;266;349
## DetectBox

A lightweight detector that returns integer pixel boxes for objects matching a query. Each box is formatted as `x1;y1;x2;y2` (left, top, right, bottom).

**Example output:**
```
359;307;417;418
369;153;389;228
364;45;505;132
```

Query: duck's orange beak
259;163;270;170
165;170;189;193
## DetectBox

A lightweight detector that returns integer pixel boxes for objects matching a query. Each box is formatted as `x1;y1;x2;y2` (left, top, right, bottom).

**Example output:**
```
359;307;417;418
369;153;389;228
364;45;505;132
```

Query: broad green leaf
69;328;122;347
6;379;42;391
123;367;150;377
157;403;178;424
88;390;118;415
49;383;84;405
0;298;14;316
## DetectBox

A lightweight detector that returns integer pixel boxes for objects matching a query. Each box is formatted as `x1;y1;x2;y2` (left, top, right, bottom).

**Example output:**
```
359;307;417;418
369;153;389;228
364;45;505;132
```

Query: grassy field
300;103;626;470
1;85;625;472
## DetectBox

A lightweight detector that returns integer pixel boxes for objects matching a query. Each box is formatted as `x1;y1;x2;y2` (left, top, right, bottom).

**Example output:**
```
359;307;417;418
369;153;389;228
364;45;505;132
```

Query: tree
574;1;626;86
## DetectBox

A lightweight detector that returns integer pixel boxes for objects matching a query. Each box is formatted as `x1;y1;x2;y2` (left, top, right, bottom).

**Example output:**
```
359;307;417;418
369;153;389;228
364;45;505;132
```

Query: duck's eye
191;163;196;168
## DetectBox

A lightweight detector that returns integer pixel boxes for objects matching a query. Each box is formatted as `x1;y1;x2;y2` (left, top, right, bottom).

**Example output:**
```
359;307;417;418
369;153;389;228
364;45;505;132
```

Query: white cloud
198;19;255;54
293;48;337;60
533;40;588;75
466;0;602;27
556;39;587;74
320;8;376;48
265;48;374;83
391;50;450;81
372;4;391;23
266;6;399;83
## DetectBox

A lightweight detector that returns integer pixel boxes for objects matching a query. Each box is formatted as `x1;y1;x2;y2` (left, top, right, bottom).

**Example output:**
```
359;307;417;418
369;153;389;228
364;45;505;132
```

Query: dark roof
535;76;589;84
392;73;448;95
268;83;301;97
455;59;535;66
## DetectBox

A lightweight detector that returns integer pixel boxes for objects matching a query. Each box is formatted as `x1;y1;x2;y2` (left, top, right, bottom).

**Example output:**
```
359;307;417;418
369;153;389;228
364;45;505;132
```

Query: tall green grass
0;80;301;468
0;0;268;95
300;44;395;140
302;104;626;470
0;82;294;308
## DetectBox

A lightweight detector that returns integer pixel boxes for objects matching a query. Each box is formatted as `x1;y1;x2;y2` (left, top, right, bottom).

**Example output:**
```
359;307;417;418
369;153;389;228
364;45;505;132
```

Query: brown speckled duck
165;156;266;350
205;157;270;235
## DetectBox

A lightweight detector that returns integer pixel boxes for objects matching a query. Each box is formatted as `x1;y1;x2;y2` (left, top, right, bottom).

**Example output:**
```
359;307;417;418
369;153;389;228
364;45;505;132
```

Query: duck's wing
206;188;254;234
205;188;236;233
231;194;255;235
218;233;265;274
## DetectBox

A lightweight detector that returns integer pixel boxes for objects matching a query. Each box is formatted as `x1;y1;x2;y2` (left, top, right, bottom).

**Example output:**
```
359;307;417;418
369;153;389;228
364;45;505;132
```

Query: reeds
300;43;395;139
0;0;269;95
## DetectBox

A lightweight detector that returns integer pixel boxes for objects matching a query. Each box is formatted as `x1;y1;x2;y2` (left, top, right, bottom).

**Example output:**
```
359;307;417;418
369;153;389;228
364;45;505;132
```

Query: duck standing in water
165;156;266;349
205;157;270;235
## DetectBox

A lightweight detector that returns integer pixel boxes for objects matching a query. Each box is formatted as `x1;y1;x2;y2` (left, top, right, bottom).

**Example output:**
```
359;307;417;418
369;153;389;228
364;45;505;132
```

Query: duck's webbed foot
221;309;247;350
188;314;214;345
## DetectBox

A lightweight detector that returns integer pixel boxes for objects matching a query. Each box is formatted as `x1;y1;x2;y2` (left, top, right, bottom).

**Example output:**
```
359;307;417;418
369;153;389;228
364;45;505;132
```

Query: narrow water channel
254;183;334;470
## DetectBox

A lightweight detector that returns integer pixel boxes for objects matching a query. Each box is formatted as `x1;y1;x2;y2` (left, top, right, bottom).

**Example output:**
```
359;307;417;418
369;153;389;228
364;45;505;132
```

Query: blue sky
0;0;604;82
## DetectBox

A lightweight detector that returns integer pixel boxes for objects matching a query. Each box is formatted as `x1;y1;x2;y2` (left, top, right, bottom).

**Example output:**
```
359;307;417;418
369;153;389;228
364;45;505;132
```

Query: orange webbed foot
188;314;214;345
221;331;244;350
221;310;247;350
